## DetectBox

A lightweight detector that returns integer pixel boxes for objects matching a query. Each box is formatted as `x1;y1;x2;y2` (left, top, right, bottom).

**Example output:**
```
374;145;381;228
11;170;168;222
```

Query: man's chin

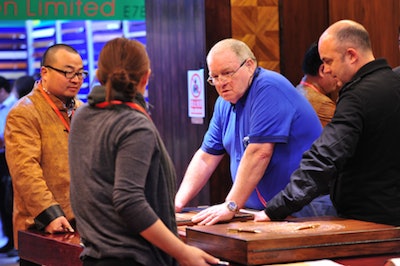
66;90;80;97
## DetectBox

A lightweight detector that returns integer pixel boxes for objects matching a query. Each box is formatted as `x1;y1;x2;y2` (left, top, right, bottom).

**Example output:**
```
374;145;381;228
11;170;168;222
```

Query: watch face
227;201;238;212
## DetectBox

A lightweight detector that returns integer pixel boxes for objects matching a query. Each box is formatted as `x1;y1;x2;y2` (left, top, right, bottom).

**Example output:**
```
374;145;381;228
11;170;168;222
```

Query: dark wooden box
186;217;400;265
18;230;83;266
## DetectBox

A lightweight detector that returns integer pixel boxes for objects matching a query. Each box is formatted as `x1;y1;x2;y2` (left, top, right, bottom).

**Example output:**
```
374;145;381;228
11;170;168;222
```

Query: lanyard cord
40;87;71;132
256;187;267;207
300;80;322;94
95;100;151;121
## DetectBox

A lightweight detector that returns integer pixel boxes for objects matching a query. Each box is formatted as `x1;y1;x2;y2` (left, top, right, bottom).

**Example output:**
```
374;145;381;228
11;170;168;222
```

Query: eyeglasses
45;65;88;80
207;59;247;86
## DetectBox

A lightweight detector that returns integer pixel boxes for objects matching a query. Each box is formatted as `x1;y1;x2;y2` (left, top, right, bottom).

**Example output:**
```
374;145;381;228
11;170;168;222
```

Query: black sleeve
265;90;363;220
34;204;65;230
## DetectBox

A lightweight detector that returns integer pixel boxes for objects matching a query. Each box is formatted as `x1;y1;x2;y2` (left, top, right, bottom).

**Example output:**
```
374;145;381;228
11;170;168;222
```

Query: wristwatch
226;200;238;212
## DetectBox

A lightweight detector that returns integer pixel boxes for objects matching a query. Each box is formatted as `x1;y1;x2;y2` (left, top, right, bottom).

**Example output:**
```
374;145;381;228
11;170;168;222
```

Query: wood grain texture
329;0;400;69
18;230;82;266
187;217;400;265
146;0;211;208
231;1;280;72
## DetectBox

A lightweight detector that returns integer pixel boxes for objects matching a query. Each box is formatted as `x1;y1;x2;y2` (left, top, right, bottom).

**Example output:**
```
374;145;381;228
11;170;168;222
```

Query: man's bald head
320;20;372;55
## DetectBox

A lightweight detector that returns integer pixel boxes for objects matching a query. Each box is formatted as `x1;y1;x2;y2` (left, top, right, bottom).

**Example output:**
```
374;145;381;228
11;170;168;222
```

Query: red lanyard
40;87;71;132
300;80;321;94
95;100;151;121
256;187;267;207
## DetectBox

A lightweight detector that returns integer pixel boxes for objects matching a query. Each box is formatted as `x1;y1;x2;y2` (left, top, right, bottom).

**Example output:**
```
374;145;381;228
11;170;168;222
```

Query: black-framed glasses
207;59;247;86
45;65;88;80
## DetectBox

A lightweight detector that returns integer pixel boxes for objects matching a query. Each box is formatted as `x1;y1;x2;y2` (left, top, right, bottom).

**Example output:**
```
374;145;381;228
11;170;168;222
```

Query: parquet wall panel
231;0;280;72
329;0;400;69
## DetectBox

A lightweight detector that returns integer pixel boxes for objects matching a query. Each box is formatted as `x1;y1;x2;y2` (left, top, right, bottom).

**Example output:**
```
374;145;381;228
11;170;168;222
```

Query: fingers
44;217;75;233
191;208;217;225
253;210;270;222
191;204;232;225
61;221;75;232
197;215;219;226
46;226;74;234
180;245;220;266
55;221;74;233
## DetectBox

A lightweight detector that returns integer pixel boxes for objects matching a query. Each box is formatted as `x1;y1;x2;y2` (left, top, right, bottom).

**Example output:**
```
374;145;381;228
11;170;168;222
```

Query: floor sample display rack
0;20;146;102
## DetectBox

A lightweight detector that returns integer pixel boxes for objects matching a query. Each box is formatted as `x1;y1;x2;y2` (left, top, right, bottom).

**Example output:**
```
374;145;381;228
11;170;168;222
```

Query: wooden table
18;217;400;266
185;217;400;265
18;230;82;266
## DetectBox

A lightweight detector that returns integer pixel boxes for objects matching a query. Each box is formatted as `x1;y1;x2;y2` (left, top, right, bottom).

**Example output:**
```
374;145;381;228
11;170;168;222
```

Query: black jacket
265;59;400;226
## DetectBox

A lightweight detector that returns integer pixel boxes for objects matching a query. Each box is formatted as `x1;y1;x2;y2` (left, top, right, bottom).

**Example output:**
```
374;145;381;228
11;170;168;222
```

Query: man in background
291;42;342;217
297;42;341;127
12;75;35;99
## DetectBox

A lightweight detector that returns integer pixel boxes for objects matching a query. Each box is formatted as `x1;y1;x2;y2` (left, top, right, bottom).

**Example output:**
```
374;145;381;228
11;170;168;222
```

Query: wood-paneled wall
280;0;400;86
146;0;211;206
279;0;329;85
231;0;280;72
205;0;233;205
329;0;400;68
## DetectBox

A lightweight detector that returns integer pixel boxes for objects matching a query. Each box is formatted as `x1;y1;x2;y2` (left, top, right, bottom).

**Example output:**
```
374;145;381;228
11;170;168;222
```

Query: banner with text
0;0;145;20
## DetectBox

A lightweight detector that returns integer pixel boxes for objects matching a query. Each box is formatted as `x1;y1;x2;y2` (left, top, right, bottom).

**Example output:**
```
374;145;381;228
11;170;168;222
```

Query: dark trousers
0;152;13;248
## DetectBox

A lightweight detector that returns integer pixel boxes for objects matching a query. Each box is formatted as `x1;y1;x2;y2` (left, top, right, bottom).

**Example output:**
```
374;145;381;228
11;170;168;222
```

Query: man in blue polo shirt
175;38;335;225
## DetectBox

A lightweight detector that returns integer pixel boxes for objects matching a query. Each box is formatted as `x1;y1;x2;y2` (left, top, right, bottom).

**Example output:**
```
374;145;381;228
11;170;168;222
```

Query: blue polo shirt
201;67;322;209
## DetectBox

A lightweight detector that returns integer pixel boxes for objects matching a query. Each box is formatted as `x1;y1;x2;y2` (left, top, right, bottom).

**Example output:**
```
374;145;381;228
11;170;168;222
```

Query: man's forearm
175;149;223;209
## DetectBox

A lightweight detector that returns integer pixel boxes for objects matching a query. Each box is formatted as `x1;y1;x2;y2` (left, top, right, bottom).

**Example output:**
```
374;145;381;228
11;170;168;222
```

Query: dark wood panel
279;0;329;86
205;0;232;205
329;0;400;69
146;0;211;206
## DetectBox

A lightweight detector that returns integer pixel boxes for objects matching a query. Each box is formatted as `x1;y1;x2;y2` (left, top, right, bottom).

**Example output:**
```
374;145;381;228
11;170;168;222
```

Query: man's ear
346;48;358;64
40;66;48;81
245;58;256;72
318;64;325;78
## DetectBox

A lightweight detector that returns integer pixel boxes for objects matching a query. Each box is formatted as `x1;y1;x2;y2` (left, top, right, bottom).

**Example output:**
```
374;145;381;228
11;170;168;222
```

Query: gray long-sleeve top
69;88;178;265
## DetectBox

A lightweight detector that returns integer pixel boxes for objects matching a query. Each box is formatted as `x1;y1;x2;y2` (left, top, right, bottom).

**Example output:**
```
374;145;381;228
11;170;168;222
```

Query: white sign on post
187;69;205;119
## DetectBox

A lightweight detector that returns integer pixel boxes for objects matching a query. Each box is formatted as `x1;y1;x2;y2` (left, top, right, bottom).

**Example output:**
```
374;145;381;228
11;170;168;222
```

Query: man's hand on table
191;203;235;225
253;210;271;222
45;216;74;234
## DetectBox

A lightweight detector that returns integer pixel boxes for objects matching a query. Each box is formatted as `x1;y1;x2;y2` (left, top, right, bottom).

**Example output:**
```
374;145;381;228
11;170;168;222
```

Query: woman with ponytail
68;38;218;266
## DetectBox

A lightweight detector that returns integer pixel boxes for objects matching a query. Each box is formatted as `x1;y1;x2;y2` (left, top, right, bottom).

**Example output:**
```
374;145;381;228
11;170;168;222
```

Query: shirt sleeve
5;104;63;222
201;97;227;155
112;120;160;233
248;81;295;144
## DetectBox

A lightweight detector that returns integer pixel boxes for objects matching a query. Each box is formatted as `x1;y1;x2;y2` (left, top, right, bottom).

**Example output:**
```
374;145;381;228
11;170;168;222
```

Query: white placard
187;69;205;118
